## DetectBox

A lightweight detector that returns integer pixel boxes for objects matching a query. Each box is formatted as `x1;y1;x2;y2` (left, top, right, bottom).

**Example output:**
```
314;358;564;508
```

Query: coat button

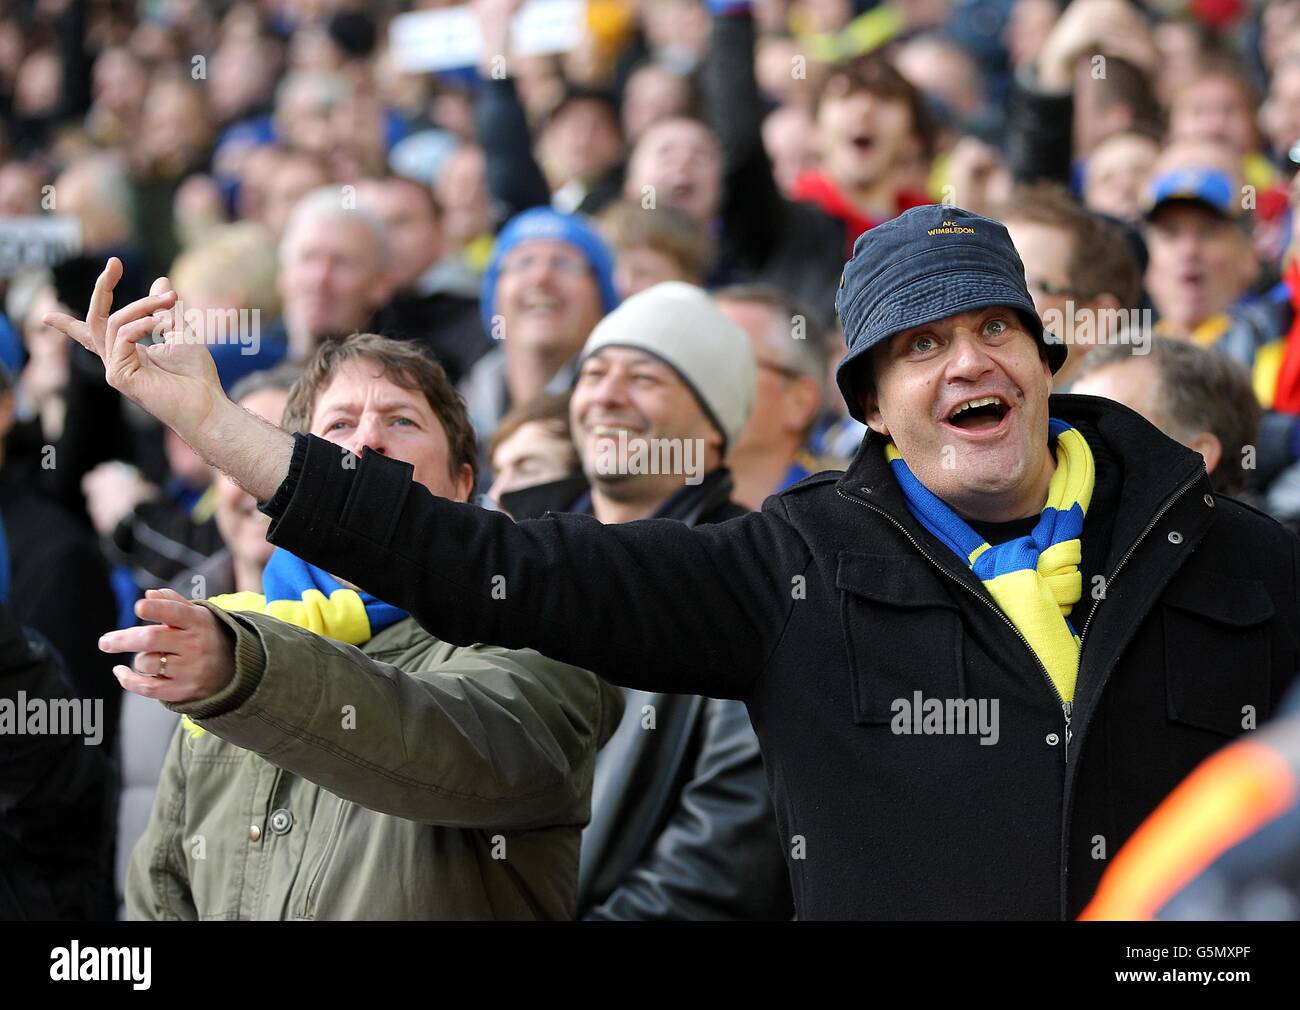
270;809;294;835
249;824;262;842
1167;530;1184;544
1046;733;1060;746
1203;494;1215;507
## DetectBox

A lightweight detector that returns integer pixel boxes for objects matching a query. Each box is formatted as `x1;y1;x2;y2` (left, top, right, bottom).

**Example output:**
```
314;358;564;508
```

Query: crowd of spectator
2;0;1300;921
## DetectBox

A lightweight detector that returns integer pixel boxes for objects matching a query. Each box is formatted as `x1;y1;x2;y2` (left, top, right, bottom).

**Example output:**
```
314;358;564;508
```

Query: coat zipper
835;486;1073;760
838;468;1203;760
838;466;1203;918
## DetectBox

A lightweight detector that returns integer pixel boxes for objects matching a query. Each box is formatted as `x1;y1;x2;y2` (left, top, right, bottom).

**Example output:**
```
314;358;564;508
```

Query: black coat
261;394;1300;919
0;451;122;752
501;470;793;920
0;604;116;920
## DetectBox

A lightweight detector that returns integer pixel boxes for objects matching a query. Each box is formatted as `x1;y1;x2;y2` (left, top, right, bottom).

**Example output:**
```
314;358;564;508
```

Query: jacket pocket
837;552;964;725
1163;574;1274;737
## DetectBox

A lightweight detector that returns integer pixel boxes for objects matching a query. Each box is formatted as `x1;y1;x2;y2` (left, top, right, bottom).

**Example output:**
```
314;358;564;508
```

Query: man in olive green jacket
122;333;621;920
129;609;622;920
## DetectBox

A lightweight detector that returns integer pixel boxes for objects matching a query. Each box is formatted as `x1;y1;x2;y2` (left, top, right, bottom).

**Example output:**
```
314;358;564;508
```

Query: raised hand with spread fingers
43;257;296;501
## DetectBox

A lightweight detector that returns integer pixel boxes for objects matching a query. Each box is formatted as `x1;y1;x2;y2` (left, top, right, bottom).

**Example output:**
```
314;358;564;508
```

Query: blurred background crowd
1;0;1300;920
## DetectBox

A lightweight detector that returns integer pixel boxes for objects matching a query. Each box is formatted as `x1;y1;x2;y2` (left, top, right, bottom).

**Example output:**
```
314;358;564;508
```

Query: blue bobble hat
480;207;619;332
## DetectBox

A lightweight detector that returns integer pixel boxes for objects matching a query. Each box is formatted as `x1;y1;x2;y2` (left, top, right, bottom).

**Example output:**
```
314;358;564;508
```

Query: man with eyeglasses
715;284;837;511
460;207;619;441
994;183;1144;390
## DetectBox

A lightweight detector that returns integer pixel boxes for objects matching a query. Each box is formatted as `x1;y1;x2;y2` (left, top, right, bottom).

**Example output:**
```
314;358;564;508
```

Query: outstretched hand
99;588;237;706
43;257;227;440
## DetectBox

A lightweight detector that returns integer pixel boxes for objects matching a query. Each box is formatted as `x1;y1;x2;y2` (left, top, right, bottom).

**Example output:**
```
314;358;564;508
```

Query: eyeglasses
498;250;591;277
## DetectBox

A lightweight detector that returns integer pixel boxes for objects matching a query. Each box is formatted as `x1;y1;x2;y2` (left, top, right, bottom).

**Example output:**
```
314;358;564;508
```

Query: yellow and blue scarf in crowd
182;550;407;740
210;548;407;645
885;418;1095;703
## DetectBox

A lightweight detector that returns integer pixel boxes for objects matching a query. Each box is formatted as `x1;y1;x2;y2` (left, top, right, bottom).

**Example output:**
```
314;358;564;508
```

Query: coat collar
834;393;1209;563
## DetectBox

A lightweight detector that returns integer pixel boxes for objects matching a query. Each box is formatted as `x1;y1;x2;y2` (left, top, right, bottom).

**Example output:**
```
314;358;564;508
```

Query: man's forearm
185;396;295;502
475;78;550;219
179;607;618;830
259;434;800;700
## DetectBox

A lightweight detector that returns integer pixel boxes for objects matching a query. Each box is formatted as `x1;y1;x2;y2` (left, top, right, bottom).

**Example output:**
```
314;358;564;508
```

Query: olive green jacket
126;605;623;920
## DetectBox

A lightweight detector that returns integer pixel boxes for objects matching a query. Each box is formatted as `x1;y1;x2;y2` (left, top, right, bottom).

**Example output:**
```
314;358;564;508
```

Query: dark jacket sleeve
474;77;552;223
583;697;792;920
1004;68;1074;185
18;538;122;752
45;346;133;513
0;608;115;920
262;434;806;701
701;11;787;268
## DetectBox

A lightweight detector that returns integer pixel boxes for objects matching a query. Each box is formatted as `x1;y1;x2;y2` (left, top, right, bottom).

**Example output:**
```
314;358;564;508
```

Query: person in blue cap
1144;160;1269;358
1141;153;1300;498
460;206;619;441
49;203;1300;920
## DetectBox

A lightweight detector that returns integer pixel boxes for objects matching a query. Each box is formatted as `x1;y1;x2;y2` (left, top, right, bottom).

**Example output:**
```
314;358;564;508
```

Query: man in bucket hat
50;204;1300;919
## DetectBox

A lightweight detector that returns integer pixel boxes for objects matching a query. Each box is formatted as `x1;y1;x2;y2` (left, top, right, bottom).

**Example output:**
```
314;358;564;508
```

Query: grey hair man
276;186;393;359
1073;337;1260;498
714;283;830;509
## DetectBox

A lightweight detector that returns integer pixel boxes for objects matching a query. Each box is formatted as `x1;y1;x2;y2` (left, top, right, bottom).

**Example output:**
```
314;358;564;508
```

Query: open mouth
522;292;564;317
943;395;1010;433
850;134;875;155
589;423;645;440
669;181;695;204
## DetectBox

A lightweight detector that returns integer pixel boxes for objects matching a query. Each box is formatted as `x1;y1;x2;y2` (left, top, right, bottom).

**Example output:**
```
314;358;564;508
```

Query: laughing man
52;204;1300;920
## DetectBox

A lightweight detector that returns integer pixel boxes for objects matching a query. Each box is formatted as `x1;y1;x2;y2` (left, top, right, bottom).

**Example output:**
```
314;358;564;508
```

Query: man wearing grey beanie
497;281;790;920
55;204;1300;920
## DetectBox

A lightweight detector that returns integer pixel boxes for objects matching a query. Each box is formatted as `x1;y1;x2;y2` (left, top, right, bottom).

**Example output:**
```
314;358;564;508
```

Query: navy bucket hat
834;205;1066;422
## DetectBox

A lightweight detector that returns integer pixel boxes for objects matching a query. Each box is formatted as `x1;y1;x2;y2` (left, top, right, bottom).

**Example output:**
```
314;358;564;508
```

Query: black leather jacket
500;470;794;920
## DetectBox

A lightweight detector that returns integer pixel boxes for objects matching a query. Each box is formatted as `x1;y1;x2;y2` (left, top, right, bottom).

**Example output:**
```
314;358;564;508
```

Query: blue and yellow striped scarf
885;419;1095;703
210;548;407;646
183;550;406;740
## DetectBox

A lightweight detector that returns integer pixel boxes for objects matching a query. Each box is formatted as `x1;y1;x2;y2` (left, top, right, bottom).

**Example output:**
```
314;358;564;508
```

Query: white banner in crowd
390;0;586;73
0;216;81;277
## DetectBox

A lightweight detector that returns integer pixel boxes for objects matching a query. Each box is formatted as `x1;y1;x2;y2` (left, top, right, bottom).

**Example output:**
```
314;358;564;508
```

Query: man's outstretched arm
258;433;806;699
104;593;625;830
50;259;808;699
